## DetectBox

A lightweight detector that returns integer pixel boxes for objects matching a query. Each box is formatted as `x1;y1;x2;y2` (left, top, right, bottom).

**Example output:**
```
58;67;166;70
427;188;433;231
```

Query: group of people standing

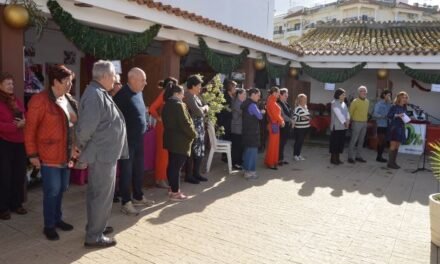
329;86;410;169
0;61;412;249
219;85;311;179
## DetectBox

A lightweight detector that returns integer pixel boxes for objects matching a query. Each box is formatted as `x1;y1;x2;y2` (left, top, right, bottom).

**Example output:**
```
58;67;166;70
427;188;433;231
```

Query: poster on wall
324;83;335;91
111;60;122;74
431;84;440;93
398;122;426;155
63;51;76;65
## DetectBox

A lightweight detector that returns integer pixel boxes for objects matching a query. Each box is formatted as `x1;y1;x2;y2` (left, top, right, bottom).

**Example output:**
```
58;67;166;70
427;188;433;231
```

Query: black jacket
241;98;261;148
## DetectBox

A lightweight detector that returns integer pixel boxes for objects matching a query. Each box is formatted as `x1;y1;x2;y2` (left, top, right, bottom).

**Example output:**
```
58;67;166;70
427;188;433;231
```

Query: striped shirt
294;106;310;129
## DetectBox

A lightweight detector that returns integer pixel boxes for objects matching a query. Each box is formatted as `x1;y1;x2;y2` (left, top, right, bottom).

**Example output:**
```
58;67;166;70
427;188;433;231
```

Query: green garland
263;54;291;79
198;37;249;74
398;63;440;84
47;0;161;60
300;62;367;83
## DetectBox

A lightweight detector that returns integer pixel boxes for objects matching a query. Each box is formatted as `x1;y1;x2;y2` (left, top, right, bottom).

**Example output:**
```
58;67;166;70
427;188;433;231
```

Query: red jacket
24;89;77;165
0;99;25;143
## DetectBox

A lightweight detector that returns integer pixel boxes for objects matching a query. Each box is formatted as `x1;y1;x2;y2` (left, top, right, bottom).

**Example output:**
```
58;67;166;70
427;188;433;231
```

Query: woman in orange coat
264;87;285;170
149;77;178;188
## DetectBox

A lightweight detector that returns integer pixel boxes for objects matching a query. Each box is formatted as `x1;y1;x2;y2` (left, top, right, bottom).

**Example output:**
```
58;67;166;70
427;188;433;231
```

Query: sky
274;0;440;15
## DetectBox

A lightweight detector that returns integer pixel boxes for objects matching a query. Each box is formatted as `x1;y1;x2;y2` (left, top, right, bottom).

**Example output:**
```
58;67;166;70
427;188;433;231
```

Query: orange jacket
149;90;164;120
24;89;77;166
266;94;284;125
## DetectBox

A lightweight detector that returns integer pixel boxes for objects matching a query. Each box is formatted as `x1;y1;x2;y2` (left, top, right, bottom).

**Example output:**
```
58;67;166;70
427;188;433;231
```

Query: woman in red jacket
264;87;285;170
25;65;78;241
149;77;178;189
0;72;27;220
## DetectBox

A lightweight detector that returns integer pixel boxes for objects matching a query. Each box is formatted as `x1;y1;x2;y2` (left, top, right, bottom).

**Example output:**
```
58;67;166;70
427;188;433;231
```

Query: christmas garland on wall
398;63;440;84
300;62;367;83
198;37;249;75
263;54;291;79
47;0;161;60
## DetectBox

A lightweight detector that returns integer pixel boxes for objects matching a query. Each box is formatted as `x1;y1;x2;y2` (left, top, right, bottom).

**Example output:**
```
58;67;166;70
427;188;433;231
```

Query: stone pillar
0;5;25;100
243;58;255;89
161;40;180;80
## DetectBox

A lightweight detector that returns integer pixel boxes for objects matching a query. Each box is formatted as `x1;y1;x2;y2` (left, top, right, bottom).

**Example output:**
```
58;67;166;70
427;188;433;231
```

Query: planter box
429;193;440;247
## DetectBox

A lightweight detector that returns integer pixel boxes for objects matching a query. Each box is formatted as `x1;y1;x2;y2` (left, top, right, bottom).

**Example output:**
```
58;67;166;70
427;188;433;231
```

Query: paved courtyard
1;143;439;264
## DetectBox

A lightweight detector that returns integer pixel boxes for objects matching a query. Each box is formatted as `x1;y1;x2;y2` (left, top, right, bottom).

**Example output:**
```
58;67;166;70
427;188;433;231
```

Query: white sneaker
169;192;188;202
294;156;301;161
298;155;306;161
121;201;139;215
132;196;155;207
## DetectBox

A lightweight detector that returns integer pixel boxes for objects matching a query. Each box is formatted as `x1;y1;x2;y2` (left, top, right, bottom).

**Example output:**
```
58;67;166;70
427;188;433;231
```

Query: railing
273;30;285;34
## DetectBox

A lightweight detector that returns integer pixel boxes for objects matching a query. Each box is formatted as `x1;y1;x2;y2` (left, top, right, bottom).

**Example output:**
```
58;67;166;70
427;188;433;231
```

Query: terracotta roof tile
291;21;440;56
127;0;297;54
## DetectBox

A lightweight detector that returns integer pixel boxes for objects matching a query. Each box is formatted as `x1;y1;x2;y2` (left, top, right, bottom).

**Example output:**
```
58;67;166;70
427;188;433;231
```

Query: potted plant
429;141;440;247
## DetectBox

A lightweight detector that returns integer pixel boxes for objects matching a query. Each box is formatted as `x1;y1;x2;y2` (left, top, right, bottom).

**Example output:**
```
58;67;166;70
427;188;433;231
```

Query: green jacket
162;97;196;156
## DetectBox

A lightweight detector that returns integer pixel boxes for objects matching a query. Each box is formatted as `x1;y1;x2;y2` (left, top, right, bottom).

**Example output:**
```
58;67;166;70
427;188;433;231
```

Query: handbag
271;123;279;134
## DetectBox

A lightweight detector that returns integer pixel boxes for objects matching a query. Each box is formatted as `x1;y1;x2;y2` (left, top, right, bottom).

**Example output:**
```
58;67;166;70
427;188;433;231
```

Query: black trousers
329;129;346;154
279;126;290;161
377;127;388;157
293;128;308;156
167;152;187;193
231;133;243;165
0;139;26;213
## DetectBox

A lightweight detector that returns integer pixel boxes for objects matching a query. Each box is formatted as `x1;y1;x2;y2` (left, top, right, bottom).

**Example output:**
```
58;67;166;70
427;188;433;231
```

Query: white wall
157;0;275;39
302;69;440;124
24;25;84;100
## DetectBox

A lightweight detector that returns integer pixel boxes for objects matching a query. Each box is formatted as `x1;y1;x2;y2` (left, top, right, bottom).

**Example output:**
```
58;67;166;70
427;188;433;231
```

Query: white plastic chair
206;122;232;174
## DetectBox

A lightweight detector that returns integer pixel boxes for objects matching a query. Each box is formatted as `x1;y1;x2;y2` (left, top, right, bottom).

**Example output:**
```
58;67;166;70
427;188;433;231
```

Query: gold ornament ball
3;4;29;29
377;69;388;79
174;41;189;56
254;59;265;71
289;68;298;77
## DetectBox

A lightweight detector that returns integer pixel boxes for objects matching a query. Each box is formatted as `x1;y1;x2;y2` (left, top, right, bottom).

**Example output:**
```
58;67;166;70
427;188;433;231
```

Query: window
294;23;301;30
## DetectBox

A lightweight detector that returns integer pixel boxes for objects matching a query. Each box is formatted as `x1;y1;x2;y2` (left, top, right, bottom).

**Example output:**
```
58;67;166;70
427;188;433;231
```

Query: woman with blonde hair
292;93;310;161
387;91;409;169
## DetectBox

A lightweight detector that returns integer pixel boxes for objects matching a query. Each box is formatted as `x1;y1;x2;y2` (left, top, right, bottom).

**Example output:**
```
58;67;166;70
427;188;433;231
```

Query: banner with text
399;123;426;155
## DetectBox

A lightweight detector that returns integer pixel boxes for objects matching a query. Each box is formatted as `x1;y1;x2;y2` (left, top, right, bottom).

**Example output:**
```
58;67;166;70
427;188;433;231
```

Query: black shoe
184;176;200;184
103;226;114;235
113;196;120;203
348;158;356;164
376;157;387;163
283;161;289;165
84;236;117;248
56;220;74;231
44;228;60;241
268;166;278;170
0;211;11;220
195;175;208;182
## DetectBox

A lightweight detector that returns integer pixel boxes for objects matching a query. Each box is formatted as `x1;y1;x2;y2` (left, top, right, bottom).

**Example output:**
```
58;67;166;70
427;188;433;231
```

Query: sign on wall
399;123;426;155
432;84;440;93
324;83;335;91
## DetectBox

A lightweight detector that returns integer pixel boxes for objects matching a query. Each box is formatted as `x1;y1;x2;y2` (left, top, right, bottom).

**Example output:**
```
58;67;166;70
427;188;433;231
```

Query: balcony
285;27;303;37
273;30;285;35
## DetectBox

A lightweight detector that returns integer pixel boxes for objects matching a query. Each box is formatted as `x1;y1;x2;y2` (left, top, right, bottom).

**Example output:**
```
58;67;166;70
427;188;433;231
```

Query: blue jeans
119;136;144;204
242;147;258;172
41;166;70;228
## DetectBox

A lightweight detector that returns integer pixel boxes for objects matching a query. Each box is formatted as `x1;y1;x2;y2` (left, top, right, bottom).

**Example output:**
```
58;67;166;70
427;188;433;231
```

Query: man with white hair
76;60;128;248
348;85;369;163
114;67;154;215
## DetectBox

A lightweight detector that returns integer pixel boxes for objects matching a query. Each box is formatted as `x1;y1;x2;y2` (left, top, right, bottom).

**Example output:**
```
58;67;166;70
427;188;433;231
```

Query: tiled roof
290;21;440;56
128;0;298;54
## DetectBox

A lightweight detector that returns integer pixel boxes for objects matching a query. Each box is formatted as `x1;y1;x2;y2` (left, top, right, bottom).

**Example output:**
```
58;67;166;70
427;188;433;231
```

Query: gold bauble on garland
377;69;388;79
254;59;266;71
174;40;189;56
3;4;29;29
289;68;298;77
